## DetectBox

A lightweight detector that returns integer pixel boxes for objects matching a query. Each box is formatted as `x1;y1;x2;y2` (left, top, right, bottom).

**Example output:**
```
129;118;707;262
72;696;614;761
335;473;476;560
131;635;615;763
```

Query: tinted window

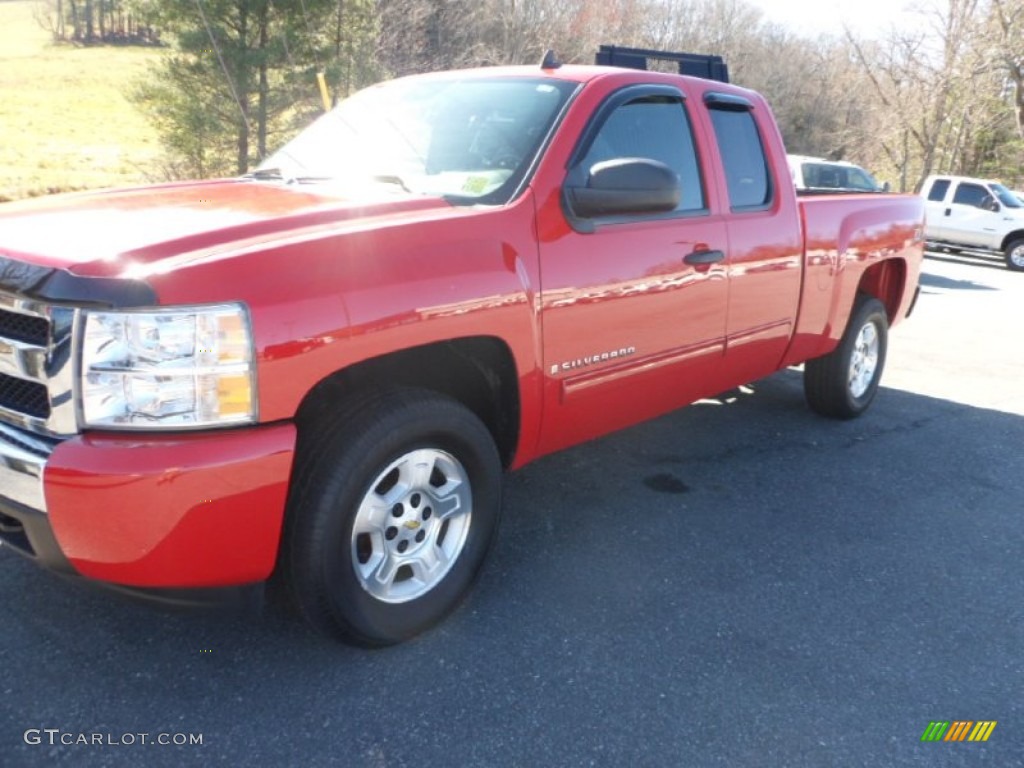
952;183;990;208
708;107;771;209
580;98;704;213
845;167;880;191
927;179;950;201
801;162;879;191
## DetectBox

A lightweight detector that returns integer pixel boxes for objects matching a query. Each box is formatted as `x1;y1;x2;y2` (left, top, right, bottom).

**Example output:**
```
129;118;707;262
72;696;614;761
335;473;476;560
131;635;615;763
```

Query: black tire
1004;238;1024;271
804;295;889;419
281;388;502;647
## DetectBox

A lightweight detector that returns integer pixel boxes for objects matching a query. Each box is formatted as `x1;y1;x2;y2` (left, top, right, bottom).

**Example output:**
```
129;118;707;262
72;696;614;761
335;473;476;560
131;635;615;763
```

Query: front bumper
0;420;296;588
0;422;52;512
0;423;72;572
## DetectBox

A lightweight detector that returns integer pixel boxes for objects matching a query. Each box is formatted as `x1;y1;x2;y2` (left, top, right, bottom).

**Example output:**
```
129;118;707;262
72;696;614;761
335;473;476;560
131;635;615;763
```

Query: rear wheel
1004;238;1024;271
804;295;889;419
281;388;502;646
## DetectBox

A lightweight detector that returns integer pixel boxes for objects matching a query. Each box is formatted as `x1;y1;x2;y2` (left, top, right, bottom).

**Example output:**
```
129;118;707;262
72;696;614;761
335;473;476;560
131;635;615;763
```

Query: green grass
0;0;165;201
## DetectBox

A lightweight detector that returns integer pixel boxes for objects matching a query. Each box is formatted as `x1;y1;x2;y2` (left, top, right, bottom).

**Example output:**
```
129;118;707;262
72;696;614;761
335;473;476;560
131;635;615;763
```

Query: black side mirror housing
563;158;680;222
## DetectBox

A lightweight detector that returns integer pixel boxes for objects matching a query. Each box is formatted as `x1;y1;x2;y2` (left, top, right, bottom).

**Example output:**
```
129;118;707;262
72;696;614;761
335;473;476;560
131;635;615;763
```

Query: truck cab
920;174;1024;270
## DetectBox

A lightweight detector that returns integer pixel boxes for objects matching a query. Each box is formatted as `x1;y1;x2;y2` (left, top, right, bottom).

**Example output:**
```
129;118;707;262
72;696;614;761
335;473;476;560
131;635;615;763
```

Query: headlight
80;303;257;429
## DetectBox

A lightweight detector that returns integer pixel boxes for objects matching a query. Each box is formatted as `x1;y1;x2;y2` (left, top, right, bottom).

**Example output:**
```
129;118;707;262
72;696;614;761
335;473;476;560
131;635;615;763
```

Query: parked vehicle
0;52;924;646
921;174;1024;271
788;155;887;194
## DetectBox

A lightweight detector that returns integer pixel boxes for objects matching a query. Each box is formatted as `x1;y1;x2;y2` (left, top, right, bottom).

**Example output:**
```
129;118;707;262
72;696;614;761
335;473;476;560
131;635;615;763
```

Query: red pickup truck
0;58;923;645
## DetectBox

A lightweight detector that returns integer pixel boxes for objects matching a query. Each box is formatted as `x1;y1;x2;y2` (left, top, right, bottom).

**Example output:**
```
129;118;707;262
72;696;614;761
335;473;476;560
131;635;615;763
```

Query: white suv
921;174;1024;271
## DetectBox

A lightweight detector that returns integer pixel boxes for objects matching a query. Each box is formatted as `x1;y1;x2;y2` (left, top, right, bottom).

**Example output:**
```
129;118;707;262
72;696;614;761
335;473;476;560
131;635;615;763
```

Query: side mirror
982;196;1001;213
881;181;891;193
563;158;680;220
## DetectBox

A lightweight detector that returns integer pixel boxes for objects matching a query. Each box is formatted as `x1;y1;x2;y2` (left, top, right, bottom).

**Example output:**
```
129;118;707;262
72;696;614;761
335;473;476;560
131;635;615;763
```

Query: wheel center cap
404;520;421;530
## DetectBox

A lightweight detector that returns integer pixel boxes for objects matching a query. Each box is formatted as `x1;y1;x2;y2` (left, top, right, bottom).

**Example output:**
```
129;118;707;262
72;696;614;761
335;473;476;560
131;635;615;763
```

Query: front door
536;85;731;454
942;181;1003;249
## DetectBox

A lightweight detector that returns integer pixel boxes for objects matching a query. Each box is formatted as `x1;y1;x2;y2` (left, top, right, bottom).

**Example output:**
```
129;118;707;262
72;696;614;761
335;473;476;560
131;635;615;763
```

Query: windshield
991;183;1023;208
258;76;578;204
801;161;881;192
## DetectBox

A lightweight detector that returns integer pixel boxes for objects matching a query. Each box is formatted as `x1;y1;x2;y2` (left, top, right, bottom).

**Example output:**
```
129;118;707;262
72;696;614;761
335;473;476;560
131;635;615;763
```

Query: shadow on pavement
925;248;1008;272
919;271;998;292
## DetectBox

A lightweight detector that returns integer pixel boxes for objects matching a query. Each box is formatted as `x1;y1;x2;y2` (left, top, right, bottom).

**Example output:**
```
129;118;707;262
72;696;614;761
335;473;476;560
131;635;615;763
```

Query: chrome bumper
0;421;55;513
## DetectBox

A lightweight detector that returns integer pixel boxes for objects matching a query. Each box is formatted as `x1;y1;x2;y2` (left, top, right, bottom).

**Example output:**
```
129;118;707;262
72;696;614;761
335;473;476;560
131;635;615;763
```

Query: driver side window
580;97;705;213
952;183;991;209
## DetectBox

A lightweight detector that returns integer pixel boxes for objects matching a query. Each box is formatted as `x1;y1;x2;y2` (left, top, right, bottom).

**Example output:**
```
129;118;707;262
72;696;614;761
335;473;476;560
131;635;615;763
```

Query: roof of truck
388;63;759;97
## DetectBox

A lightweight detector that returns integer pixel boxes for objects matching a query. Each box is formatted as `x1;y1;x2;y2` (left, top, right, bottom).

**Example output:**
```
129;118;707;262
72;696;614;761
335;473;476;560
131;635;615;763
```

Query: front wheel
804;295;889;419
281;389;502;646
1004;238;1024;271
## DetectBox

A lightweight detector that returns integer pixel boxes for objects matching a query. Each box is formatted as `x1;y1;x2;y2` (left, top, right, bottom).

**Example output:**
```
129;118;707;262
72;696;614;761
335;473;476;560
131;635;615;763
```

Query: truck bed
787;193;924;366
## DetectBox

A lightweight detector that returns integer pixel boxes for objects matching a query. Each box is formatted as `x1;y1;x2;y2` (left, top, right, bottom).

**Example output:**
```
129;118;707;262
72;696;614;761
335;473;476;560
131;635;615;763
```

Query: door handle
944;208;952;216
684;249;725;266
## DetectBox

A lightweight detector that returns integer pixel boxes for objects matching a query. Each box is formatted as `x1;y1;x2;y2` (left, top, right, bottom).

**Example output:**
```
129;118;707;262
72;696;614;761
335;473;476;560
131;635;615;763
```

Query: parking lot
2;250;1022;767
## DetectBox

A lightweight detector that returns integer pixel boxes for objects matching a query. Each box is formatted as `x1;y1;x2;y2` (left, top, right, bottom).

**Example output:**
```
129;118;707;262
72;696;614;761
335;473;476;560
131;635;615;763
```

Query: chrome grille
0;308;48;345
0;372;50;418
0;292;77;436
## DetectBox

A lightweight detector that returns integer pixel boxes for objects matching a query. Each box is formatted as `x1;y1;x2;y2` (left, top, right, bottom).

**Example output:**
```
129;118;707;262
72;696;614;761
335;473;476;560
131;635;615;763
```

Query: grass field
0;0;165;201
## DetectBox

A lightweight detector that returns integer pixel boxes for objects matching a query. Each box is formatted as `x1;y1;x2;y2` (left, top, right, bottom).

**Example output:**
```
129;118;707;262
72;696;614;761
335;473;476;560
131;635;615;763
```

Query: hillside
0;0;164;201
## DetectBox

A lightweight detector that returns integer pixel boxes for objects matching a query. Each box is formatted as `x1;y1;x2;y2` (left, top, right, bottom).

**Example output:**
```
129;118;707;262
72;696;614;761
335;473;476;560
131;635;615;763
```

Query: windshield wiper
370;174;412;193
246;167;288;181
245;168;334;185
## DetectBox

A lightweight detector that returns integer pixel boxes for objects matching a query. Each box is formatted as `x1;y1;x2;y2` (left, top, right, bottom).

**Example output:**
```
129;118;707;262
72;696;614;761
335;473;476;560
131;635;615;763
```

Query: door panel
944;182;1001;248
705;101;802;382
535;88;732;455
539;217;730;453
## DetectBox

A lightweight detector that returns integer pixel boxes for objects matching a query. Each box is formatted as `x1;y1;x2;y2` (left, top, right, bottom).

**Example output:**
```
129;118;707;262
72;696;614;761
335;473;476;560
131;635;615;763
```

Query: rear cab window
705;94;772;211
927;178;951;202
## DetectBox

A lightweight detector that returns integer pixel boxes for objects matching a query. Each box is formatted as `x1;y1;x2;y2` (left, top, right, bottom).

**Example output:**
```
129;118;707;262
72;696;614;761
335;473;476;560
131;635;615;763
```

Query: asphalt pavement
2;250;1022;767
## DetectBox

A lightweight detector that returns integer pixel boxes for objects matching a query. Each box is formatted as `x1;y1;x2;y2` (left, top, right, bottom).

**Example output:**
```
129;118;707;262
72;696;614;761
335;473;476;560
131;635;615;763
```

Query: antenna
540;50;562;70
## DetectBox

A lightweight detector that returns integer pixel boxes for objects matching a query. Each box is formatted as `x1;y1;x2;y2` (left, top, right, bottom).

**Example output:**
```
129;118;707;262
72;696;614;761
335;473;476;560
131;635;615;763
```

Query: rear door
922;177;953;240
703;93;802;382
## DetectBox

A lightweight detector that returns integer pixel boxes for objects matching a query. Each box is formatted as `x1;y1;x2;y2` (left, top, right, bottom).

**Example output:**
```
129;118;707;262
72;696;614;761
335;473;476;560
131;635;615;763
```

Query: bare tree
844;0;991;190
989;0;1024;138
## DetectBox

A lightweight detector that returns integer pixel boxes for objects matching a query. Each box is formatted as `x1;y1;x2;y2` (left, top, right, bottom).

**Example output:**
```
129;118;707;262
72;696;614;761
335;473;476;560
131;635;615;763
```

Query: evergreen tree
134;0;381;176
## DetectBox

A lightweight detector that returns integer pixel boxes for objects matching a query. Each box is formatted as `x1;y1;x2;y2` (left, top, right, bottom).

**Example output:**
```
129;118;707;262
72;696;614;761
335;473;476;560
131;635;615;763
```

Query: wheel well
857;259;906;321
1000;231;1024;251
294;337;520;468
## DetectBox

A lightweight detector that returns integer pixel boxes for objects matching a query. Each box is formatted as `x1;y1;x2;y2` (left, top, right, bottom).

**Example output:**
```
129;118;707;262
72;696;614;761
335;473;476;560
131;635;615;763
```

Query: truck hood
0;179;453;279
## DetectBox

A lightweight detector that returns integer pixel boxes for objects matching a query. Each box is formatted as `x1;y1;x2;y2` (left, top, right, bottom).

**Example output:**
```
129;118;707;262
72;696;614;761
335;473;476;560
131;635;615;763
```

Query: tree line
36;0;160;43
63;0;1024;189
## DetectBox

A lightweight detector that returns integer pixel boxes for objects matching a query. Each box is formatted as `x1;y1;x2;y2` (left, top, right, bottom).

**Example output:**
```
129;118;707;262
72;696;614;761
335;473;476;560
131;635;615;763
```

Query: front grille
0;307;49;345
0;288;77;434
0;372;50;419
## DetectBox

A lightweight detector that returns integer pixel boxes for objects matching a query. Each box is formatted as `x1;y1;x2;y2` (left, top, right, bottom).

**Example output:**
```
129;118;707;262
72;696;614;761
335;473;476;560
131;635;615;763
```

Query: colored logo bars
921;721;997;742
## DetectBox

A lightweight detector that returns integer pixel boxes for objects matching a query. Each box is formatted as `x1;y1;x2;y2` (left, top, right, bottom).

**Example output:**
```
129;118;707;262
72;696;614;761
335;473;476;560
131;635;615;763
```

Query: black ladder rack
595;45;729;83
